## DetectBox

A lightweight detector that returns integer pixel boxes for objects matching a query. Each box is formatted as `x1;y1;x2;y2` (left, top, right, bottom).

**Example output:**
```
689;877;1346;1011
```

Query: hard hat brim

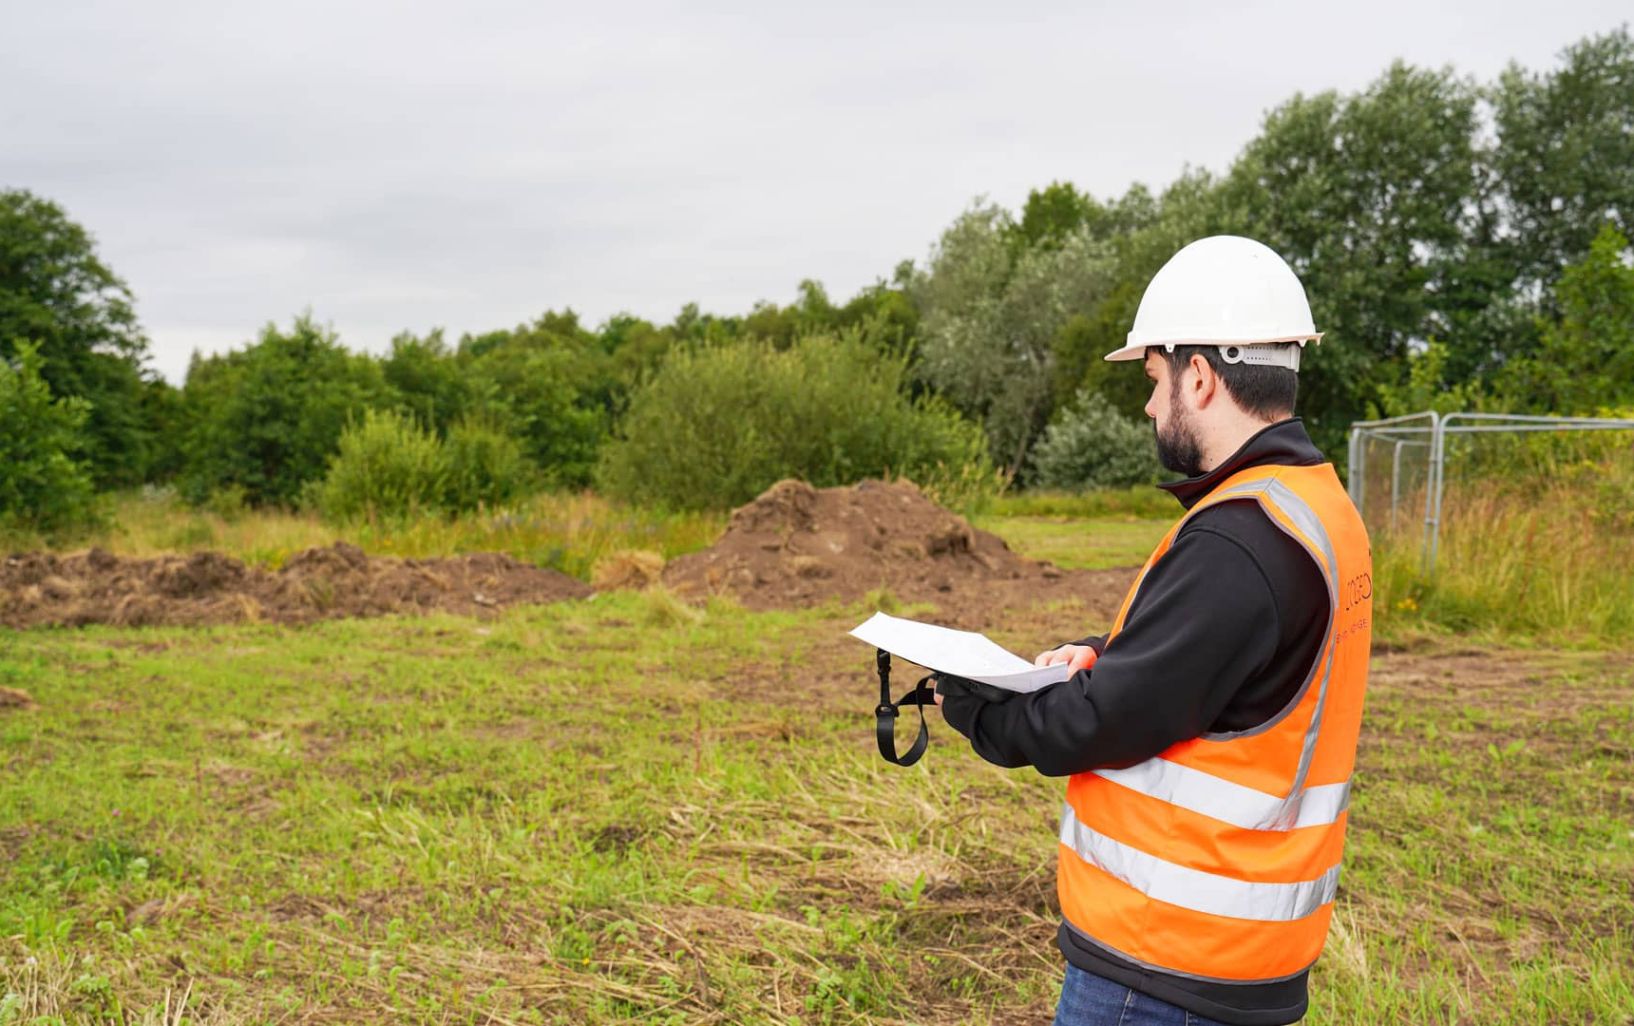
1102;333;1323;363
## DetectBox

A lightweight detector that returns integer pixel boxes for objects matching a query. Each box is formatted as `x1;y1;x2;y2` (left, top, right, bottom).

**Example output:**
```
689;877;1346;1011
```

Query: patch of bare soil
660;478;1135;627
1361;646;1634;784
1368;646;1634;717
0;543;591;629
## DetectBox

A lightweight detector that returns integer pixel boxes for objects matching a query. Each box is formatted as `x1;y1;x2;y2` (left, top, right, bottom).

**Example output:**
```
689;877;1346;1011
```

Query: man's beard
1155;405;1206;478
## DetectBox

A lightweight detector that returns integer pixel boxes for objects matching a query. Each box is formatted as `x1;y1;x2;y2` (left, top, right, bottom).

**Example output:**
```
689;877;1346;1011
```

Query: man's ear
1188;353;1219;407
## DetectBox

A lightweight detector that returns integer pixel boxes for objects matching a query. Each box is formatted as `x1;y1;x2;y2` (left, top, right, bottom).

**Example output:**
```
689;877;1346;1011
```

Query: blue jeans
1052;965;1230;1026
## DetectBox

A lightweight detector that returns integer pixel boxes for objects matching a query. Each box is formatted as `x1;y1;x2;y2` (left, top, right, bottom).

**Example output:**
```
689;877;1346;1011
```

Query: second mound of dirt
660;479;1066;610
1;543;592;629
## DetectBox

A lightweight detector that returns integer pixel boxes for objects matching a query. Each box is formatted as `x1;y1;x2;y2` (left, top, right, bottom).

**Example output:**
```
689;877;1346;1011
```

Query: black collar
1158;418;1326;511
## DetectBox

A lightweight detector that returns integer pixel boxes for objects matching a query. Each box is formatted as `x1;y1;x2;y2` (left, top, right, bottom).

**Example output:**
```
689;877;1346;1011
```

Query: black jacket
937;418;1331;1026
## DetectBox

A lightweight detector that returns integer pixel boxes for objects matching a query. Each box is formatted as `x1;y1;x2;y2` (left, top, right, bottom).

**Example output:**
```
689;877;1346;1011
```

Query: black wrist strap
874;648;938;767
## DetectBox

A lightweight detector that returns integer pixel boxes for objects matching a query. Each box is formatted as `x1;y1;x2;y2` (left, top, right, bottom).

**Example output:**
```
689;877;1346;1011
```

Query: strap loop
873;648;937;766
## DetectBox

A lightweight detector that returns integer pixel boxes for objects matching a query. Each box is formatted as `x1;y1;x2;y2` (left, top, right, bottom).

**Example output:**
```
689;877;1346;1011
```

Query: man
935;236;1374;1026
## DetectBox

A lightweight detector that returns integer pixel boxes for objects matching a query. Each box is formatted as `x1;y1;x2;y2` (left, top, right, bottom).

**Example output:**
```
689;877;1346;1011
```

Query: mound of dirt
0;543;592;629
660;479;1086;613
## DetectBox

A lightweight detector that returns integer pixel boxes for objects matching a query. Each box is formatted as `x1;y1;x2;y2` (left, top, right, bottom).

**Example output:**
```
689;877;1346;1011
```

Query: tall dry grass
1375;478;1634;643
46;488;725;581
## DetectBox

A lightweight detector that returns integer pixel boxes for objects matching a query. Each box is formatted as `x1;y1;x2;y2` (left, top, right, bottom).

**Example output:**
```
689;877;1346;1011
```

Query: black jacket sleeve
938;524;1284;776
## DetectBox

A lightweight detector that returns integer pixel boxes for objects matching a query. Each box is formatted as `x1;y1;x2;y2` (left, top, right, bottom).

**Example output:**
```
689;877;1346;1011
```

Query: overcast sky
3;1;1628;382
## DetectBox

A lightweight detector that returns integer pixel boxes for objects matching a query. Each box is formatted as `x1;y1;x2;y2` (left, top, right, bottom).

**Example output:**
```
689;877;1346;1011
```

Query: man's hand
1034;644;1099;671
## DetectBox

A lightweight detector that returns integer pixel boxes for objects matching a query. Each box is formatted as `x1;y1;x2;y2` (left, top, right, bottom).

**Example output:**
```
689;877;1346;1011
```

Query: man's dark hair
1159;345;1298;421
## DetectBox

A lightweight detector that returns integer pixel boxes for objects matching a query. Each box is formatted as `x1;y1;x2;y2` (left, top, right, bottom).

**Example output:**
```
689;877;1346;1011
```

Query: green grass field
974;514;1169;571
3;508;1632;1024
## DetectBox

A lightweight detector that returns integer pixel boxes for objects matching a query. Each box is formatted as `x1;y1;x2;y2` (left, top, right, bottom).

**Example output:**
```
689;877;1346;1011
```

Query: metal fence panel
1347;412;1634;573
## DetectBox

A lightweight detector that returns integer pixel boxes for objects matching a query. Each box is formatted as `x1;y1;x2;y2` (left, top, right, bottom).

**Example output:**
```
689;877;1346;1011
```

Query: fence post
1347;427;1365;510
1427;413;1452;573
1390;440;1405;533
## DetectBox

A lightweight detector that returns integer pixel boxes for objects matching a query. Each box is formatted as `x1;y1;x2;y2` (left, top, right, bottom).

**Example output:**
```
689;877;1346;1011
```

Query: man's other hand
1033;644;1099;671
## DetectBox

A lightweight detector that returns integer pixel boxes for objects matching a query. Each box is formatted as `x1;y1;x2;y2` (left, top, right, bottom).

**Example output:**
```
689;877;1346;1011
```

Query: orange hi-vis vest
1058;461;1373;983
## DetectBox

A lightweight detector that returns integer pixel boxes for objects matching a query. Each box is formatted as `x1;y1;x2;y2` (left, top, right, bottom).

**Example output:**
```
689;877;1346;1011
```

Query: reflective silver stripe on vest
1060;803;1340;922
1091;475;1348;831
1220;477;1340;799
1093;761;1351;831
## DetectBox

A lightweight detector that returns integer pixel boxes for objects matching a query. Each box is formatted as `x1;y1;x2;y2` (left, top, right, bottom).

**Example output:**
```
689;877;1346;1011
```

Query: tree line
4;28;1633;536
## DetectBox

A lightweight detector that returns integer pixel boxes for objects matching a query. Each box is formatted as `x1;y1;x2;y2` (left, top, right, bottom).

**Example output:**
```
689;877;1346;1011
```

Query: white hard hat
1103;235;1322;370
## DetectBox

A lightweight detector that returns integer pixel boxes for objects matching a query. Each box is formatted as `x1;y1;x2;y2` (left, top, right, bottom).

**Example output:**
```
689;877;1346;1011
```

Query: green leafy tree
1371;340;1488;417
737;303;787;345
1054;172;1226;420
1220;61;1483;454
1009;181;1102;254
659;266;921;369
461;311;611;487
1500;223;1634;413
913;202;1118;480
134;376;188;482
1491;28;1634;301
383;329;476;434
0;189;154;485
735;277;917;354
1008;181;1161;259
667;301;745;347
596;314;673;416
0;342;100;536
837;266;922;362
179;315;392;506
1413;27;1634;385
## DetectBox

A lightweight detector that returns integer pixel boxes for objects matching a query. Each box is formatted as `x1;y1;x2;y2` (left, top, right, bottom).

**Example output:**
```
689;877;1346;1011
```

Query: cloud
2;0;1627;381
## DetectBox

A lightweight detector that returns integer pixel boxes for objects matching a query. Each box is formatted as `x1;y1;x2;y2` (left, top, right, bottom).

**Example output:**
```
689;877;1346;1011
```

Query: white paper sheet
849;611;1073;694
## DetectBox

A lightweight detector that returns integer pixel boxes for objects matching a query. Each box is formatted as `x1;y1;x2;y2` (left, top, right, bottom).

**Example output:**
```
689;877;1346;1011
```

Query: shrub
312;409;448;522
178;315;393;507
1029;389;1161;491
596;333;994;511
443;416;535;513
0;341;102;538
